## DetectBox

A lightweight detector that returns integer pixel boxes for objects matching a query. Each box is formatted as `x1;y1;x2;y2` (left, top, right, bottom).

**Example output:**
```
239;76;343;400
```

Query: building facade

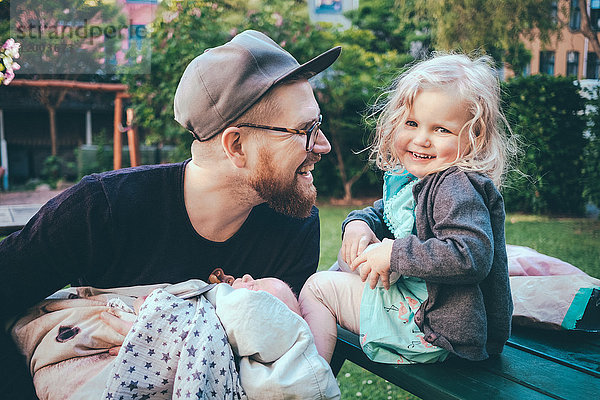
510;0;600;79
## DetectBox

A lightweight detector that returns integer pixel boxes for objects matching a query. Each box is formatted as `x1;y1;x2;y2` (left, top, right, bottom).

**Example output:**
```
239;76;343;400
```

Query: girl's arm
390;171;504;285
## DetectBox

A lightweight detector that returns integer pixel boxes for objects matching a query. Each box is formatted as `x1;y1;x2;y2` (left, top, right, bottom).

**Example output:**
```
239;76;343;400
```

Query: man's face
248;80;331;218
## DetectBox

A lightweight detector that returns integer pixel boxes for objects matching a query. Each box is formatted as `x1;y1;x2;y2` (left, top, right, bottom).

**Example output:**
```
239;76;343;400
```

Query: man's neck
183;161;262;242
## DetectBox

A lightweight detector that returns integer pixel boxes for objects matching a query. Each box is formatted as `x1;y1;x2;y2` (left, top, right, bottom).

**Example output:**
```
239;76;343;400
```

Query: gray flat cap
174;30;341;141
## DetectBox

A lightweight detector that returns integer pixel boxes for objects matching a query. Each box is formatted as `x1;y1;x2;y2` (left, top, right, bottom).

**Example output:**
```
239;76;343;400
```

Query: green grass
504;215;600;278
318;204;600;400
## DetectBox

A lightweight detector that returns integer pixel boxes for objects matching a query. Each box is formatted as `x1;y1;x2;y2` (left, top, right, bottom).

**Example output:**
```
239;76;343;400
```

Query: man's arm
1;176;115;397
0;175;115;314
1;329;37;399
281;206;320;294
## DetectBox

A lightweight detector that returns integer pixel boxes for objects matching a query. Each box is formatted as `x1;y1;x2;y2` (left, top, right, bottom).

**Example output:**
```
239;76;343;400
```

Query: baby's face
231;274;301;315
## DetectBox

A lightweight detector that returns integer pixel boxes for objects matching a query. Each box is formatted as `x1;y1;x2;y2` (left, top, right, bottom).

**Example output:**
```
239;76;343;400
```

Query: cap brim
276;46;342;84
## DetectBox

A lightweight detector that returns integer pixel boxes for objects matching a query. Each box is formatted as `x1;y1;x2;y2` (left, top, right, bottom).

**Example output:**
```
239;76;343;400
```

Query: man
1;30;341;398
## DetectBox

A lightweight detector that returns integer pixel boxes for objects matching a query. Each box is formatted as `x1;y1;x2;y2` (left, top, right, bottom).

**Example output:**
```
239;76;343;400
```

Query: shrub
582;85;600;207
502;75;587;215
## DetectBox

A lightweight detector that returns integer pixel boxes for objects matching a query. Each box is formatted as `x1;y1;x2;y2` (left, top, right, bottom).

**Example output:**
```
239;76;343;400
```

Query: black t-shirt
1;161;320;398
1;161;320;397
1;160;319;316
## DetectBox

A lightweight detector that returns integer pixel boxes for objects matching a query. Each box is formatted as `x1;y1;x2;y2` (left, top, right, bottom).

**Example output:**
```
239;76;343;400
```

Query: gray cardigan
343;167;513;361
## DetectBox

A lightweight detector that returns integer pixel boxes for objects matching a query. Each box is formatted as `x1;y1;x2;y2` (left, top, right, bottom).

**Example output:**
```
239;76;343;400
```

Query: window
587;52;600;79
570;0;581;31
567;51;579;77
539;51;555;75
315;0;343;14
551;1;559;23
592;0;600;31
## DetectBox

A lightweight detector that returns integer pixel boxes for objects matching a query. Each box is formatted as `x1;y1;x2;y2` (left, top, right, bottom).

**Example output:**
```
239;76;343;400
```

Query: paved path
0;204;44;234
0;188;66;206
0;188;67;234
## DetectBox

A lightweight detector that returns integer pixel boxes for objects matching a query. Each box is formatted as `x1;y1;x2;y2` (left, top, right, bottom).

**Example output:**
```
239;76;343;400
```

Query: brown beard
249;149;317;218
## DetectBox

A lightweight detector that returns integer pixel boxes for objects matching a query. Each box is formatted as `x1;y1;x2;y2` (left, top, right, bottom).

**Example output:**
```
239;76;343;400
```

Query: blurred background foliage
4;0;595;216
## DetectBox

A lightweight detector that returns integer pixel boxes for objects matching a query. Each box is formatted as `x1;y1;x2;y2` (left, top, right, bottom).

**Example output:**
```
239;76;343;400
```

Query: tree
420;0;561;73
503;75;587;215
582;85;600;207
344;0;431;55
120;0;243;157
0;0;9;40
315;29;410;201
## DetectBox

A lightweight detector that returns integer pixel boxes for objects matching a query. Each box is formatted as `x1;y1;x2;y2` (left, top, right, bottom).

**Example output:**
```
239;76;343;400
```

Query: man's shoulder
81;161;187;197
89;160;187;185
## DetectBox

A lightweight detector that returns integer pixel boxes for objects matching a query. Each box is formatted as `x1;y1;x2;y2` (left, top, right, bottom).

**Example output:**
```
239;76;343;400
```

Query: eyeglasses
236;114;322;152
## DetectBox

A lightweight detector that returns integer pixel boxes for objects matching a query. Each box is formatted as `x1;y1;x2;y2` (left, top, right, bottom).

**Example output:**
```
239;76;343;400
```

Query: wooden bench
330;325;600;399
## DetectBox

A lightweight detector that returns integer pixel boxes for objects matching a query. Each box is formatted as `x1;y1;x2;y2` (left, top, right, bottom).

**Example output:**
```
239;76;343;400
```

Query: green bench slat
333;326;600;400
508;326;600;376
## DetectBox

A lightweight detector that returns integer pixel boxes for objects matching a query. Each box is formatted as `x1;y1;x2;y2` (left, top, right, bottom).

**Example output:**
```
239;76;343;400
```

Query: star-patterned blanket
11;280;340;400
102;287;246;400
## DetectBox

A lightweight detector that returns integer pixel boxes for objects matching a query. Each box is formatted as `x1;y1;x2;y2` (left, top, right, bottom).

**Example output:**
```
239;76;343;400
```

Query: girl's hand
341;220;380;265
351;238;394;290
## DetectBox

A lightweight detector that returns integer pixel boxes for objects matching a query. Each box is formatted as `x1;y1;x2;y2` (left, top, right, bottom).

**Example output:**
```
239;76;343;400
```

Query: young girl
299;53;515;364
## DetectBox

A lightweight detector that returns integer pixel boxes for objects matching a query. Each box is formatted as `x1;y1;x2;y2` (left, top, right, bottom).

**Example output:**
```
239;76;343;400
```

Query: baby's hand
341;220;380;265
351;238;394;290
100;294;149;356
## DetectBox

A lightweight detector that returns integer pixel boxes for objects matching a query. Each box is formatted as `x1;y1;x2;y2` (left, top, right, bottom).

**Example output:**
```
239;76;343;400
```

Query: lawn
318;204;600;400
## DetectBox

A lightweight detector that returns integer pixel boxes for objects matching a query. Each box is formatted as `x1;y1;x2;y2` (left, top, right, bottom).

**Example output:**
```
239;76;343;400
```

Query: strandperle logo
10;0;153;74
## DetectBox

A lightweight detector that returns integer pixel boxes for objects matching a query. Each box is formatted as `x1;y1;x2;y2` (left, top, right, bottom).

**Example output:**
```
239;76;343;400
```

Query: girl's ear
221;127;247;168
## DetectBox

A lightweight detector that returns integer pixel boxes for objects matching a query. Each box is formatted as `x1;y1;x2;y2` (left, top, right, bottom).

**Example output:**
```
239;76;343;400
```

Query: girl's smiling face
394;88;472;178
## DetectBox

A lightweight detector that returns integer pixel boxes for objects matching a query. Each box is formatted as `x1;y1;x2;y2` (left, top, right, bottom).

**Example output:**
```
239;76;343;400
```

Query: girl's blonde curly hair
370;52;516;189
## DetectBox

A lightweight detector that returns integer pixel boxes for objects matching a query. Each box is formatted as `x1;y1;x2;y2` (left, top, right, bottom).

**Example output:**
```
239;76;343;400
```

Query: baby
12;274;338;400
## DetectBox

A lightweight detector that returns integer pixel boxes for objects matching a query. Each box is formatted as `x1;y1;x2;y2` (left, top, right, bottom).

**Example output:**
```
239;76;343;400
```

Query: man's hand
351;238;394;290
341;220;380;266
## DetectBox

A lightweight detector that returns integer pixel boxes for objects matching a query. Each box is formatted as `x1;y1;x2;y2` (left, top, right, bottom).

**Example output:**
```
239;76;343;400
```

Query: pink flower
12;62;20;71
191;8;202;18
2;69;15;85
2;38;20;59
2;38;15;50
163;11;179;23
273;13;283;27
